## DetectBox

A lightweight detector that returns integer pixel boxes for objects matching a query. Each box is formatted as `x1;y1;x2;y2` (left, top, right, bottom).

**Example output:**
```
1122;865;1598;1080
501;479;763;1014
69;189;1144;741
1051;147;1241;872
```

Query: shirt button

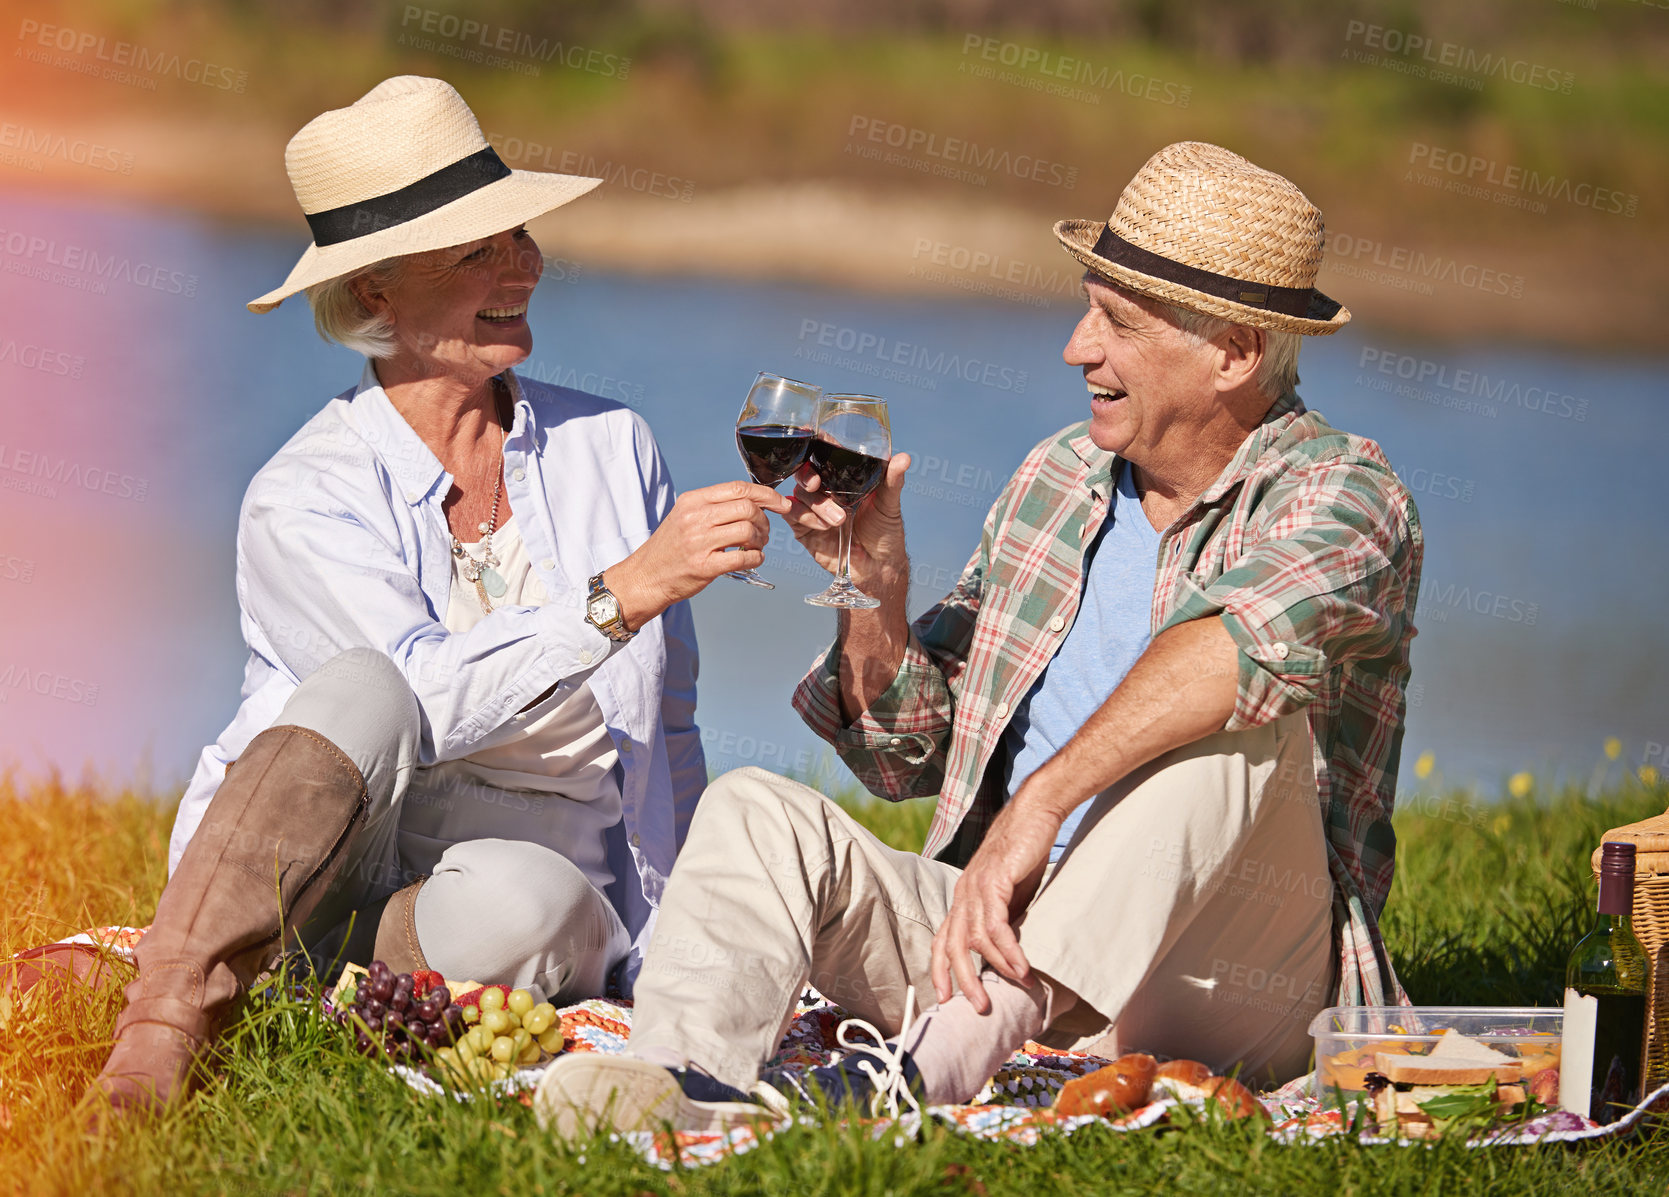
1271;641;1290;660
541;558;555;570
1049;615;1066;633
513;468;526;482
630;833;641;847
995;700;1010;719
404;490;418;503
513;712;527;723
889;736;902;748
620;739;633;753
580;649;594;665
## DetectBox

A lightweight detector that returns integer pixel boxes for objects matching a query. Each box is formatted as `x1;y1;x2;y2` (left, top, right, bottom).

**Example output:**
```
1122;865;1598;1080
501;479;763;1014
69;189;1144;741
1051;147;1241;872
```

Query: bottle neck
1598;870;1634;918
1591;911;1635;935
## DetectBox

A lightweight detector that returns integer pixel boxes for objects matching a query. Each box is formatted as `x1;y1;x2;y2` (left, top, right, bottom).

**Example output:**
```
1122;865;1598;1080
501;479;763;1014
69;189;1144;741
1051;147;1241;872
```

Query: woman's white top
405;514;622;895
169;363;705;986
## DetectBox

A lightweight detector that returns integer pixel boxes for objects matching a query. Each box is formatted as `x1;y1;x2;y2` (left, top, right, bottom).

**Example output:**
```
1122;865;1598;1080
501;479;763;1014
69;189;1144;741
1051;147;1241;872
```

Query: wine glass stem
837;516;855;586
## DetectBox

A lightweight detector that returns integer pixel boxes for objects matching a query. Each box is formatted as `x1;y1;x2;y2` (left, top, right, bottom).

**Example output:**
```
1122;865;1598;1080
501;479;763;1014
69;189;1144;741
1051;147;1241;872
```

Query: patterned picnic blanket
59;927;1669;1169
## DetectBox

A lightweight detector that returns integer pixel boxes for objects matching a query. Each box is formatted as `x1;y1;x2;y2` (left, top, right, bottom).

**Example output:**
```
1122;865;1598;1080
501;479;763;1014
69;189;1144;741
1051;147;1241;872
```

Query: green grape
507;989;535;1017
524;1005;556;1036
481;1010;512;1036
478;988;506;1014
537;1026;564;1052
490;1035;515;1063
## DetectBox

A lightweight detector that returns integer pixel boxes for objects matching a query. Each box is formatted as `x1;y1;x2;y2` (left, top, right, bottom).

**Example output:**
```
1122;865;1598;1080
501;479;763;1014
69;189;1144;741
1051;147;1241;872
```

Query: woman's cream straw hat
247;75;600;313
1054;141;1349;335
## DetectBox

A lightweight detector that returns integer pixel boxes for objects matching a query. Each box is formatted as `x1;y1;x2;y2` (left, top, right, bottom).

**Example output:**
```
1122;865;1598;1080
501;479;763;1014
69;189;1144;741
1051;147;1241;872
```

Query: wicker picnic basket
1590;808;1669;1089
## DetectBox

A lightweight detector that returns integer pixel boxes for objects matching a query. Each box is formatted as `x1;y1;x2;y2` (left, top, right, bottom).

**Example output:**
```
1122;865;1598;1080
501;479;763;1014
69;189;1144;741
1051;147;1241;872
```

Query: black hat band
1090;225;1335;320
305;146;513;248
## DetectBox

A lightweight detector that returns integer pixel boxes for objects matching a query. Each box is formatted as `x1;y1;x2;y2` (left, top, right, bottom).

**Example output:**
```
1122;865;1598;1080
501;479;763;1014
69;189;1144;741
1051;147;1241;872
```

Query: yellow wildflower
1508;772;1534;799
1641;766;1660;786
1414;751;1435;780
1604;737;1622;761
1492;813;1512;836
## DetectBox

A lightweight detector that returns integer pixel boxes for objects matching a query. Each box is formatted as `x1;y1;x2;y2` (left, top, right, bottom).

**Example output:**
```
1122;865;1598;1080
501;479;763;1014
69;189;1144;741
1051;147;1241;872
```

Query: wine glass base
727;569;775;589
804;580;880;609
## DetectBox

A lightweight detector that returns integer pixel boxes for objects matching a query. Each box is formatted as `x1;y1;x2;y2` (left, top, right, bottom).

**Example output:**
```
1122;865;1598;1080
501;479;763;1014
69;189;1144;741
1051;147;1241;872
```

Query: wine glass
804;394;891;610
729;372;821;589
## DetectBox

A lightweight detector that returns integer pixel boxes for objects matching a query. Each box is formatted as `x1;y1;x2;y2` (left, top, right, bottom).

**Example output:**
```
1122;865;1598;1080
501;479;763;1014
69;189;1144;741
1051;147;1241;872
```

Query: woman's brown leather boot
85;723;370;1117
372;879;430;974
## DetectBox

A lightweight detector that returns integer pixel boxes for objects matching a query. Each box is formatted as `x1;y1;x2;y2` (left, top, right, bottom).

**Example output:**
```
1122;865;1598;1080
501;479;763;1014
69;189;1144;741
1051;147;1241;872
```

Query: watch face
588;592;620;625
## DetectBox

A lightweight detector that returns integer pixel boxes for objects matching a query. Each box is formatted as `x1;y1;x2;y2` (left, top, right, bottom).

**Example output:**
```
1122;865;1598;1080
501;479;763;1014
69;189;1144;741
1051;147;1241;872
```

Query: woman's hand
604;481;791;628
786;452;912;600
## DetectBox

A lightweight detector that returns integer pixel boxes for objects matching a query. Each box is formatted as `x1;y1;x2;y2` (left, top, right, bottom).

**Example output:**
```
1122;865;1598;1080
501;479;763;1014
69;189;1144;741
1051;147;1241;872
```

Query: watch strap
585;572;634;642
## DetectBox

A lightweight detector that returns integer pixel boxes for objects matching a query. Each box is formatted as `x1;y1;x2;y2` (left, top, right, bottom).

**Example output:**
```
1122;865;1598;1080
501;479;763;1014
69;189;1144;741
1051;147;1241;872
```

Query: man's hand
927;619;1240;1010
786;452;912;599
929;795;1063;1013
788;452;914;721
605;481;792;628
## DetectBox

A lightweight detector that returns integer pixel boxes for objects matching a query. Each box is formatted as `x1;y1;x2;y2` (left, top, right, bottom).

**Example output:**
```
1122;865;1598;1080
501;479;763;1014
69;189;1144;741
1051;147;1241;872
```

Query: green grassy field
2;770;1666;1195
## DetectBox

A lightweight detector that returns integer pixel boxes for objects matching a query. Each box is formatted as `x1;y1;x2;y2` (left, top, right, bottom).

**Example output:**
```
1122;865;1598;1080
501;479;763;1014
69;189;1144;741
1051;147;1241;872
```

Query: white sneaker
532;1054;780;1143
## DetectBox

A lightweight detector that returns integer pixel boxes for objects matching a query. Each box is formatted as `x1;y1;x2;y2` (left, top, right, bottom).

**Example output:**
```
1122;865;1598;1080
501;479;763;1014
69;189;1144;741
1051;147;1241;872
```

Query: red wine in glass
805;394;891;610
805;439;887;507
729;374;822;589
737;424;815;487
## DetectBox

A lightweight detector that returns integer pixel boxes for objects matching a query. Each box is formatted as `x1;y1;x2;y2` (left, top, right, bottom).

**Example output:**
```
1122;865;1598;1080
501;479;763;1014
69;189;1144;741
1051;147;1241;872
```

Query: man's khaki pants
629;713;1334;1092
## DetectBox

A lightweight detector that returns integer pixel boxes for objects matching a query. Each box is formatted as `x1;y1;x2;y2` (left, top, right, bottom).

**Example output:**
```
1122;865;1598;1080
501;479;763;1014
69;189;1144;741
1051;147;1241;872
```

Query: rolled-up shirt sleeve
1155;460;1420;732
793;629;956;799
791;539;988;800
238;492;624;767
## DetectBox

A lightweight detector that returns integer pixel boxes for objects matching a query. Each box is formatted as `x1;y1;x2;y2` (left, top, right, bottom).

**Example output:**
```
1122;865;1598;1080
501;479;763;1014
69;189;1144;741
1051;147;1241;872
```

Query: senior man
536;141;1424;1134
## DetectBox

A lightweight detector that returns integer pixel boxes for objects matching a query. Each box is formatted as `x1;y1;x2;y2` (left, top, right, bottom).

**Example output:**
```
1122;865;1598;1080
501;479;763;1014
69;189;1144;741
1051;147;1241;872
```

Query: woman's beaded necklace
450;379;510;613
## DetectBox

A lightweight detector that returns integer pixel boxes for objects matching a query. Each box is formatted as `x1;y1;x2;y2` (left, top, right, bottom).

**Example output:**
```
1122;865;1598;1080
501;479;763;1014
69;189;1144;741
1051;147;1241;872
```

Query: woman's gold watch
584;572;635;642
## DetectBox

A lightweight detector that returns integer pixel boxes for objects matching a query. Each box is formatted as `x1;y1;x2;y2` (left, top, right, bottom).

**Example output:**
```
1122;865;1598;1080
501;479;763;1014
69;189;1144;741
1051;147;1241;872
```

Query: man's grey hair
304;257;410;359
1158;300;1301;398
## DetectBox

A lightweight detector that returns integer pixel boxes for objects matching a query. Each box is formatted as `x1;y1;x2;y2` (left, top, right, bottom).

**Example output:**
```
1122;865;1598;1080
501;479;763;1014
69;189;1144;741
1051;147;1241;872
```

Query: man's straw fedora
248;75;600;314
1054;141;1349;335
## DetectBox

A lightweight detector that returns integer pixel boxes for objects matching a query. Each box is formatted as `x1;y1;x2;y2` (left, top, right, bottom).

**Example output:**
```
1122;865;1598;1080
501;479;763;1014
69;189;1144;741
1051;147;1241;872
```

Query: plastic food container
1308;1006;1564;1106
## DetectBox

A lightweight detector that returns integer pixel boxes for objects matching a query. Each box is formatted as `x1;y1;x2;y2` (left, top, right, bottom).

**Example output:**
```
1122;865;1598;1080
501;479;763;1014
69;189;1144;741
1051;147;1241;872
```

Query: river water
1;189;1665;798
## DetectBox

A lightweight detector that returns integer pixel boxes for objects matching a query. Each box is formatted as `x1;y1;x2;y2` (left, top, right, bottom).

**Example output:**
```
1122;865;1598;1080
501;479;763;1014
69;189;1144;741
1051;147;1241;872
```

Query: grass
2;768;1667;1195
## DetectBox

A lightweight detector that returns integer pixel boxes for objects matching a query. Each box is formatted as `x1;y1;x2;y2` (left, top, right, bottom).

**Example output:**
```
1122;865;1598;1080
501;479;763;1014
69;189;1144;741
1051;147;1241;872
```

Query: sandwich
1368;1029;1530;1139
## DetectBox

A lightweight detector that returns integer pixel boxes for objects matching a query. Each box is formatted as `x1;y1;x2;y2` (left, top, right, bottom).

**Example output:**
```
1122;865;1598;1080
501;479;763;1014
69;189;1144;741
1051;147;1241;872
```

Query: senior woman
87;76;789;1116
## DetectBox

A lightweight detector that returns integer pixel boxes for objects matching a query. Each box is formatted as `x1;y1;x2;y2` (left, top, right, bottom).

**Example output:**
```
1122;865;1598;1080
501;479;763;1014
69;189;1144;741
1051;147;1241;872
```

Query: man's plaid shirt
793;392;1423;1008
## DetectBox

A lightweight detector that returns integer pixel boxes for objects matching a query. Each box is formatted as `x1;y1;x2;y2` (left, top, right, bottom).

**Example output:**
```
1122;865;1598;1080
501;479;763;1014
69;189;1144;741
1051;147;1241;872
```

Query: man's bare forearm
1011;616;1241;823
834;562;913;723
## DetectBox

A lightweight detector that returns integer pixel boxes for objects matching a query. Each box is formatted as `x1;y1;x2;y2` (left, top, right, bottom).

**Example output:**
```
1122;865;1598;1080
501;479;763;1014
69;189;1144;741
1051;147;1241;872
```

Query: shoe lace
832;984;924;1121
748;1078;794;1119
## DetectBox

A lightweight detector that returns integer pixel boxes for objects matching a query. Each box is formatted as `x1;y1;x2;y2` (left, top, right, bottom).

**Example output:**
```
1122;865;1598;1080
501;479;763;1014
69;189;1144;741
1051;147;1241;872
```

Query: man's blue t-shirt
1002;459;1160;860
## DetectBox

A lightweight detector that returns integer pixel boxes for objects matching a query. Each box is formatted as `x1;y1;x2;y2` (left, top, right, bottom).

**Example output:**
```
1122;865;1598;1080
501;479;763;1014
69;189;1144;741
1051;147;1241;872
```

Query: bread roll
1203;1076;1267;1122
1149;1060;1266;1122
1152;1058;1215;1101
1053;1053;1158;1117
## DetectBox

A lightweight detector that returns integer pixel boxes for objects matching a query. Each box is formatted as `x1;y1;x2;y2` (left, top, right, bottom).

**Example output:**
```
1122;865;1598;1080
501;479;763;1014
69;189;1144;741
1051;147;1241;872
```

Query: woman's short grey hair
1157;300;1301;398
304;257;409;359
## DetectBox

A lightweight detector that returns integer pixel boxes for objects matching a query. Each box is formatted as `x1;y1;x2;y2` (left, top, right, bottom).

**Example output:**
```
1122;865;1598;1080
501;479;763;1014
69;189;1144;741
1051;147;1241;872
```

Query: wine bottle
1559;841;1649;1125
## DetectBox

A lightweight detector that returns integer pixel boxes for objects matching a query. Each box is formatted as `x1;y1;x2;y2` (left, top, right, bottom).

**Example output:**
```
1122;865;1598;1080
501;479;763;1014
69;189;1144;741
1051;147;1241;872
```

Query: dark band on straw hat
305;145;512;247
1090;225;1339;321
